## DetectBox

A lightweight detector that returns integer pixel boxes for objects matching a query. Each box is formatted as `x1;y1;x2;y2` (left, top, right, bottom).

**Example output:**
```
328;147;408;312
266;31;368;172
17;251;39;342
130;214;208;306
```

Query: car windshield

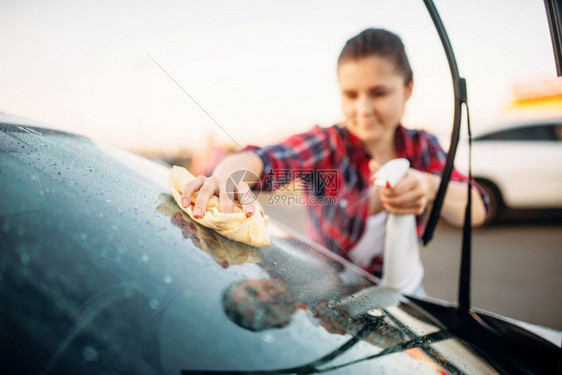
1;124;497;374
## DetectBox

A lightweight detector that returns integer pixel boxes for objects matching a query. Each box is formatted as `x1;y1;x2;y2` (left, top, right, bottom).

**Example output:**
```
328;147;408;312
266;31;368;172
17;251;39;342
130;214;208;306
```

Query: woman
180;28;488;279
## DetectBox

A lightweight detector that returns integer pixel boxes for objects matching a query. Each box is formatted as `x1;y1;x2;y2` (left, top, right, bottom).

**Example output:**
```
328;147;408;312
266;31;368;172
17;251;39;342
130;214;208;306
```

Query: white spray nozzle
371;158;410;189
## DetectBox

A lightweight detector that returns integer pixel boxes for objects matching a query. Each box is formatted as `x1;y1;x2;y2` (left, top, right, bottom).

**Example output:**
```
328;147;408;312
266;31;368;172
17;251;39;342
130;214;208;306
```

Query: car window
476;124;562;141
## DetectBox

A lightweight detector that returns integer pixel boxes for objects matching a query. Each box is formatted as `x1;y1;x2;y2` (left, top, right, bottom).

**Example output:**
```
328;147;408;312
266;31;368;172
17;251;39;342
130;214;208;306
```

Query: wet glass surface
0;124;494;374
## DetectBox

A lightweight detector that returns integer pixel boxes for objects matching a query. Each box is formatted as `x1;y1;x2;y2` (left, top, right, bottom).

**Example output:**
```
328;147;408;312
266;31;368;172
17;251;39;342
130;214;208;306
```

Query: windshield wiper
180;310;457;375
317;330;452;374
417;1;561;374
180;322;455;375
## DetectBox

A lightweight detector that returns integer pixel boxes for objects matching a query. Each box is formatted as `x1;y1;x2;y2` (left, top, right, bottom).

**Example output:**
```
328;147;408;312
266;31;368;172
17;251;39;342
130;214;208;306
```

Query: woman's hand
180;174;262;219
369;160;438;216
381;169;435;215
179;152;265;219
368;159;486;225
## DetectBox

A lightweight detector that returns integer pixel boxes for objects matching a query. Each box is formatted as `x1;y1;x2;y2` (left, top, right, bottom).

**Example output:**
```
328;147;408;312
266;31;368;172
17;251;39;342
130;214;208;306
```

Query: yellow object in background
509;77;562;111
168;166;270;248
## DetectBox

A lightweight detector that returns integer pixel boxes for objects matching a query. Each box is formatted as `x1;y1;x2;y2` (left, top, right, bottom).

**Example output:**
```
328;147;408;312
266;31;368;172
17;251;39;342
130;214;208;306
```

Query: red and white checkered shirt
242;124;488;277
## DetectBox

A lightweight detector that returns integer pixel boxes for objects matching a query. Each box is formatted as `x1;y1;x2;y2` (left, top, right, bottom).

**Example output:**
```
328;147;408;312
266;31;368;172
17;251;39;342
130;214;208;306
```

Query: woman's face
337;55;413;146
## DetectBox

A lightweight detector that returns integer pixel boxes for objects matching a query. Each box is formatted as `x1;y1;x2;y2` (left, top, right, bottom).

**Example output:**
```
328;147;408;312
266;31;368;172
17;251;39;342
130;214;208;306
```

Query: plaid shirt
242;124;488;277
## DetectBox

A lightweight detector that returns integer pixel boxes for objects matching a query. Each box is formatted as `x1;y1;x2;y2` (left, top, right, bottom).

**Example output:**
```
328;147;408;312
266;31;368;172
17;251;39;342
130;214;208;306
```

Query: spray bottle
371;158;424;294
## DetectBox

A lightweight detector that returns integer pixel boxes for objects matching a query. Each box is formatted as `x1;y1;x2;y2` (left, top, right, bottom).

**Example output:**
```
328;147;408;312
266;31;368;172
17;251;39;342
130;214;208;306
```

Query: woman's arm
425;173;487;227
182;125;333;219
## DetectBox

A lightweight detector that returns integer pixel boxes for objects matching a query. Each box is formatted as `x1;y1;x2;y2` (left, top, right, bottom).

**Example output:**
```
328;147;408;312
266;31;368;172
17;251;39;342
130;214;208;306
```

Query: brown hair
338;28;413;84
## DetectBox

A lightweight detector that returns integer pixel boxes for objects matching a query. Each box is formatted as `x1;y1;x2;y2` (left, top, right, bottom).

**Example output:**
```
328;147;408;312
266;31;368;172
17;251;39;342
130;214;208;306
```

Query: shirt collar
339;123;411;161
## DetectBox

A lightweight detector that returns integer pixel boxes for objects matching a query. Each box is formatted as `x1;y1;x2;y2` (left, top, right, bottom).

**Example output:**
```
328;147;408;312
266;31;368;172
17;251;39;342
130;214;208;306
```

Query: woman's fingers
378;169;429;215
382;202;426;215
179;173;261;218
385;171;417;195
382;193;426;215
181;176;205;207
193;178;219;218
381;188;425;207
254;200;266;218
381;188;426;215
235;182;256;217
218;186;235;213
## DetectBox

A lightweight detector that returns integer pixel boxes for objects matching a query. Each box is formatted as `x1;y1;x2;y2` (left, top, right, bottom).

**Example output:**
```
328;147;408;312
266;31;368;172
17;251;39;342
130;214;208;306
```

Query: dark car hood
1;123;500;374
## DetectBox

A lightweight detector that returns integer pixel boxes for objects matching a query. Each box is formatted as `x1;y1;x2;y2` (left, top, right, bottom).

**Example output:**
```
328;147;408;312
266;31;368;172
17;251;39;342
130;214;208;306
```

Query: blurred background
1;0;561;329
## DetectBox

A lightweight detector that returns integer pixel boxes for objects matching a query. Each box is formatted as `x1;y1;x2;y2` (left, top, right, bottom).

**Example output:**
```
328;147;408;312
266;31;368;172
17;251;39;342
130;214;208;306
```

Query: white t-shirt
348;211;388;268
348;211;424;294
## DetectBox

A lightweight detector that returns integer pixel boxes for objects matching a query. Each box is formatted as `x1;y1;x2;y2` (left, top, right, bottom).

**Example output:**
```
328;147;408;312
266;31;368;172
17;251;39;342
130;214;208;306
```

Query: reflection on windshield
157;194;263;268
221;278;407;349
185;281;456;374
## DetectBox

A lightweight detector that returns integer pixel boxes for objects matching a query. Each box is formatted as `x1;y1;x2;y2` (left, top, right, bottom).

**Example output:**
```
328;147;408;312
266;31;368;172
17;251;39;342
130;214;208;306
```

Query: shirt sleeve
239;125;332;192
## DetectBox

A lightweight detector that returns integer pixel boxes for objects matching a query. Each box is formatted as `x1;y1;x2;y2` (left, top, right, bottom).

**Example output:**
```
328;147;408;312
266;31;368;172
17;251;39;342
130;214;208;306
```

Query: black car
3;1;562;373
1;117;560;374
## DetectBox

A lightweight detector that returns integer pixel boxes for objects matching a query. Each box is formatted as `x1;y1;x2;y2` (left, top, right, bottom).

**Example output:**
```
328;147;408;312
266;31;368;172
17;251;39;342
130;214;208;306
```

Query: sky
0;0;558;151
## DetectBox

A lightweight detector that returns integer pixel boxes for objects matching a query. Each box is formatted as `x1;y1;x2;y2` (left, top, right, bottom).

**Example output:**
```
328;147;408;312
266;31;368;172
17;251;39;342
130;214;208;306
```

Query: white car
456;117;562;223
